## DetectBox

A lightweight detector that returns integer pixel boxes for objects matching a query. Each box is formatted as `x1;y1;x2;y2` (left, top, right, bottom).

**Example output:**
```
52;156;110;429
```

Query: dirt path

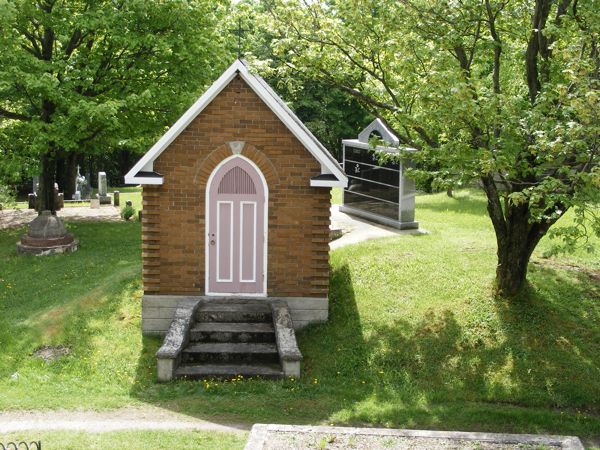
0;207;121;230
0;406;250;433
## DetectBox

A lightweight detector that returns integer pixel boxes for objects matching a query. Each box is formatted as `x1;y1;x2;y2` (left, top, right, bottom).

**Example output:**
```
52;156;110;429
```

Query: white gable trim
357;118;400;147
125;60;347;187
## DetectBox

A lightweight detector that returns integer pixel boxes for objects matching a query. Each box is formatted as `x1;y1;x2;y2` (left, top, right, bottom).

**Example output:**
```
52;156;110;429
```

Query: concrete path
0;206;121;230
0;406;249;433
329;205;426;250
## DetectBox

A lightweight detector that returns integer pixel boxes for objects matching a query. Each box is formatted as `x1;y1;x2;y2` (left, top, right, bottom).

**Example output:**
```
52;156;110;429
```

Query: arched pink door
207;157;266;295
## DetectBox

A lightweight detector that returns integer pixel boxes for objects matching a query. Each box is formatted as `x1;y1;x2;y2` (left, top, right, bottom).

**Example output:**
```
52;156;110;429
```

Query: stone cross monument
72;166;85;201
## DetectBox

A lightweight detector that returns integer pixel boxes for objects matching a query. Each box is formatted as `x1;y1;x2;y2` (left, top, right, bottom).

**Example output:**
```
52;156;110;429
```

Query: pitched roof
124;59;347;187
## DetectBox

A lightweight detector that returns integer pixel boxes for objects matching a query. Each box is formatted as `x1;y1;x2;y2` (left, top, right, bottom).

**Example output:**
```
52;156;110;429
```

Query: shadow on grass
128;261;600;437
334;264;600;435
417;191;487;217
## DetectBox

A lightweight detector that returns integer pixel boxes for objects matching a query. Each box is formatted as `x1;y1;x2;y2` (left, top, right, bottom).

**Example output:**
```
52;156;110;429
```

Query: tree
0;0;229;212
263;0;600;297
232;1;373;159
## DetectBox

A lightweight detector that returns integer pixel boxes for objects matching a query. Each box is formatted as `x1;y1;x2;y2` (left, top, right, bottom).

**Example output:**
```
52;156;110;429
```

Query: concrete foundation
245;425;584;450
142;295;328;336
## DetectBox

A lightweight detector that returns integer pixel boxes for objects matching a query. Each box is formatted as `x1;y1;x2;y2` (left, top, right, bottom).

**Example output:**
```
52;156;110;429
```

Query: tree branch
0;107;31;121
481;174;507;241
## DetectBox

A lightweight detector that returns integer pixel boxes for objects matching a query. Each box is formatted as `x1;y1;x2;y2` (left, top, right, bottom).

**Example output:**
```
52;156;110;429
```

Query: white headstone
98;172;107;196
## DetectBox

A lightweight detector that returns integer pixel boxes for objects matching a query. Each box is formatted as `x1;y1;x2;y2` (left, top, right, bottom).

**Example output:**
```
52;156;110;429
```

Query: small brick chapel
125;60;347;338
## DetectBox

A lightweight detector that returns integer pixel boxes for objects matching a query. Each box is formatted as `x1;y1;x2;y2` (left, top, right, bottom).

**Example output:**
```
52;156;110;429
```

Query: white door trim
205;154;268;296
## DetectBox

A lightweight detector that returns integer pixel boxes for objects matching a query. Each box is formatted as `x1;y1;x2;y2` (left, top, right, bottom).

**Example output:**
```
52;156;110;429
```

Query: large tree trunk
495;214;541;297
56;151;80;200
38;95;57;213
481;175;554;298
39;152;57;213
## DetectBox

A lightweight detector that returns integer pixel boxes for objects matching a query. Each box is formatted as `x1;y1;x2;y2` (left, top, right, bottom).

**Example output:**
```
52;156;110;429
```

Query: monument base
98;194;111;205
16;211;79;256
17;239;79;256
339;205;419;230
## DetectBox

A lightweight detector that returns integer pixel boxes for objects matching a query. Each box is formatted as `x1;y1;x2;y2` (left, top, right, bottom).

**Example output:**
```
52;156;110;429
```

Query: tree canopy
0;0;230;204
262;0;600;296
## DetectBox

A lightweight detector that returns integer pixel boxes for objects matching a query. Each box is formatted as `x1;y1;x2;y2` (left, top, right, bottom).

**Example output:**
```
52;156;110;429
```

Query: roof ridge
125;59;347;188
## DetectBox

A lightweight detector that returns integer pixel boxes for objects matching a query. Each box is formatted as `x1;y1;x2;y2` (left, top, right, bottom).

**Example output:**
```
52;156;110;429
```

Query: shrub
0;184;15;210
121;204;135;221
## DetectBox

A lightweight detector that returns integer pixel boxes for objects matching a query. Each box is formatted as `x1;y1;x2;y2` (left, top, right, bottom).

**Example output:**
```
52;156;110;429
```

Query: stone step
181;342;279;364
196;303;272;323
190;322;275;343
175;363;284;380
204;298;270;305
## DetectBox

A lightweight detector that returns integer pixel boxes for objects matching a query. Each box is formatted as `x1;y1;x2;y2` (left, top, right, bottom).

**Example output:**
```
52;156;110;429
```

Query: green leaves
0;0;231;177
258;0;599;292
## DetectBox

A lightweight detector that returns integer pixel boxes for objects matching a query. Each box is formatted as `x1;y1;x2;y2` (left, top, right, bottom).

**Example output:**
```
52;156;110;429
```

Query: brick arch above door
193;142;280;188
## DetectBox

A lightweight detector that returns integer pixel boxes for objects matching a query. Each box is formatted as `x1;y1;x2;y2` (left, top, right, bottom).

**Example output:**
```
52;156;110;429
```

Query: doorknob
210;239;216;246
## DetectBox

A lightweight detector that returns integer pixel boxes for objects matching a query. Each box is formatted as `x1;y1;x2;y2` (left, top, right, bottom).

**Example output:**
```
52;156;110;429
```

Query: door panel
216;201;233;282
207;157;266;295
240;201;256;282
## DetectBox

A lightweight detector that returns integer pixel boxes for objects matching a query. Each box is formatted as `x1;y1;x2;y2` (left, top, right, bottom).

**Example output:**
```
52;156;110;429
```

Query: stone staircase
156;298;302;381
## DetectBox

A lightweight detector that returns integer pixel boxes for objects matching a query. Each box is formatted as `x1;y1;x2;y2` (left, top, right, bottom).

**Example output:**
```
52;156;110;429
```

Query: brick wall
141;75;331;298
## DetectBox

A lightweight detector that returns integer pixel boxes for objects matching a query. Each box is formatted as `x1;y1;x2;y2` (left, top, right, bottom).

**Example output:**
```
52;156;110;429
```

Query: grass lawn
0;430;246;450
0;189;599;440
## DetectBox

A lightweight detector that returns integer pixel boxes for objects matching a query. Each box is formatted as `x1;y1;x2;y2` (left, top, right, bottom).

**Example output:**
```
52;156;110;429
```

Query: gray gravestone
113;191;120;207
54;183;62;211
97;172;111;205
28;194;37;210
29;176;39;210
98;172;107;195
81;174;91;200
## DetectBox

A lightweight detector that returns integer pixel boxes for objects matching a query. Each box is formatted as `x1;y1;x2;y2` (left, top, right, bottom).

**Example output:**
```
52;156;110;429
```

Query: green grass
0;430;246;450
114;186;142;212
331;187;342;205
0;190;599;440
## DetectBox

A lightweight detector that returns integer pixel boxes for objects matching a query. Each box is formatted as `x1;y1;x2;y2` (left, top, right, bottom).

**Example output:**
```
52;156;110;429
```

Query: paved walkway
0;206;121;230
329;205;426;250
0;406;249;433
